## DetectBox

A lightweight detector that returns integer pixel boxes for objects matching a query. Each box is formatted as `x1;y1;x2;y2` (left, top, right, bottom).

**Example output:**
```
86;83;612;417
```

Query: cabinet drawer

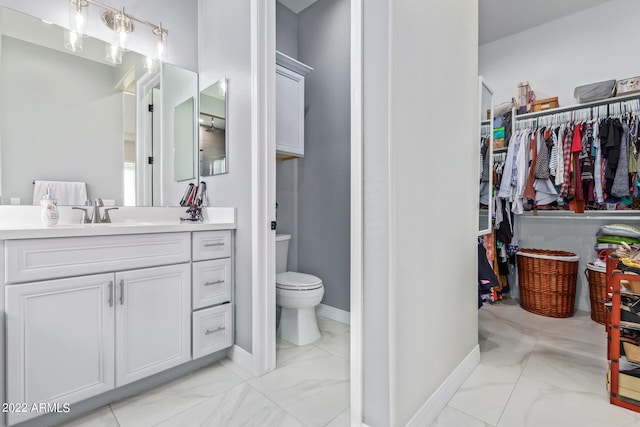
192;230;231;261
193;259;232;310
192;304;233;359
5;233;191;284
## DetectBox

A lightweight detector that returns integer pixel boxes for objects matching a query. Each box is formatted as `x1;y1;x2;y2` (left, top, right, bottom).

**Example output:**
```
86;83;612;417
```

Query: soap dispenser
40;187;59;226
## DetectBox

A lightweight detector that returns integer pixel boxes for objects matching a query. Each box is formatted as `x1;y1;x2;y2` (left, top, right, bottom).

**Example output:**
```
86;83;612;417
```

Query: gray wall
276;2;301;272
1;36;123;205
198;0;254;352
276;0;351;313
276;2;298;59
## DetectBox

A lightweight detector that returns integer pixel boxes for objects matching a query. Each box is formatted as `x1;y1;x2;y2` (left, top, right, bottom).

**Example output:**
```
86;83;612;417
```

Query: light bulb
144;56;158;73
68;0;88;37
105;43;123;65
153;25;167;62
64;29;83;52
113;12;129;50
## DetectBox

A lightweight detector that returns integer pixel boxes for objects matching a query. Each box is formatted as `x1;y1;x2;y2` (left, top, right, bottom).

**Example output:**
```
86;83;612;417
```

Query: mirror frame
478;76;494;236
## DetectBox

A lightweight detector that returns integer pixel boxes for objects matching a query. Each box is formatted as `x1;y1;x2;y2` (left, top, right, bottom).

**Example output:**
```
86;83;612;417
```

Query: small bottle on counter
40;187;59;226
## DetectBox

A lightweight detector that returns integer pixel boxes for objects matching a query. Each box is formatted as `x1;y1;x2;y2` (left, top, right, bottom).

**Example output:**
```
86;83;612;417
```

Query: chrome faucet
91;199;103;223
72;199;118;223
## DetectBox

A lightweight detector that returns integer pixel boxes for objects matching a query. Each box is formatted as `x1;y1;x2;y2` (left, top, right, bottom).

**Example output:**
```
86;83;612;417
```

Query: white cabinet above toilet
276;51;313;159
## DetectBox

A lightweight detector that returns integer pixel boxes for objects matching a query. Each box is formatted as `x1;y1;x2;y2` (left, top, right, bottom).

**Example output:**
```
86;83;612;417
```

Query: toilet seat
276;271;323;290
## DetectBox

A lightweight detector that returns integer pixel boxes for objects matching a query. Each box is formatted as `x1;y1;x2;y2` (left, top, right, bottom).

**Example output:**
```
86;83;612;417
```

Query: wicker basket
517;249;580;318
585;263;607;325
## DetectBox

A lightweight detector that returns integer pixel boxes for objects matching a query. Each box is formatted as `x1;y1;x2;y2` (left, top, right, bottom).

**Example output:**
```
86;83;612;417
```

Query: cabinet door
115;264;191;386
6;274;115;425
276;64;305;157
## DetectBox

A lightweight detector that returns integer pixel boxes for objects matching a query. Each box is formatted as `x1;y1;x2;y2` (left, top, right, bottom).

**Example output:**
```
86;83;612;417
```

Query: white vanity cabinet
191;230;233;358
114;264;191;386
276;51;313;159
6;274;116;425
3;232;195;425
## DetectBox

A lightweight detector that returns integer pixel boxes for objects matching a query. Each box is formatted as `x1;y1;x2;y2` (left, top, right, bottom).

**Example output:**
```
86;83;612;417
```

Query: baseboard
316;303;350;325
227;344;254;374
405;345;480;427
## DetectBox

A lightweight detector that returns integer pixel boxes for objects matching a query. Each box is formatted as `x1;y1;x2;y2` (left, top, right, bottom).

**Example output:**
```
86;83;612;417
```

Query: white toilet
276;234;324;346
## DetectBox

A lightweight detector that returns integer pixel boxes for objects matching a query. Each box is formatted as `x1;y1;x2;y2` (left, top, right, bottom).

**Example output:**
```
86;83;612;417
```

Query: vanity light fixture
64;0;88;52
64;0;169;67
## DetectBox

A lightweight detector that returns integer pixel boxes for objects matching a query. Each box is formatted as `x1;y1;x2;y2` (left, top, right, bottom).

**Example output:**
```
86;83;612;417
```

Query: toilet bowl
276;234;324;346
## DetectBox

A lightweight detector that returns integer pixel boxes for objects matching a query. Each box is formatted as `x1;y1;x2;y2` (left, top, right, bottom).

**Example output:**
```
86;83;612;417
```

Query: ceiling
278;0;614;45
278;0;319;14
479;0;613;45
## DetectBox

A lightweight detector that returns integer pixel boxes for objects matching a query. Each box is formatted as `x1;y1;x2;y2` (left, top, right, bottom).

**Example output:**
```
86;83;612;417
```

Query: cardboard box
617;77;640;96
533;97;559;111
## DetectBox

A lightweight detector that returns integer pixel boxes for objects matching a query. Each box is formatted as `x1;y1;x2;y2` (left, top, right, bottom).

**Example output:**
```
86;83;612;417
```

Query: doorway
252;0;363;425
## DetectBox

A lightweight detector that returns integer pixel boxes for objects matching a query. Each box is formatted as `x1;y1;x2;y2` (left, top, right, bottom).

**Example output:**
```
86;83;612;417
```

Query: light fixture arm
82;0;168;36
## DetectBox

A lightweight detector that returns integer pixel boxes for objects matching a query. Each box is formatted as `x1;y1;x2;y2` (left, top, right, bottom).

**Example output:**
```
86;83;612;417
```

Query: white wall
362;0;391;422
363;0;479;425
1;36;123;205
0;0;198;71
479;0;640;106
517;213;640;312
198;0;254;352
479;0;640;314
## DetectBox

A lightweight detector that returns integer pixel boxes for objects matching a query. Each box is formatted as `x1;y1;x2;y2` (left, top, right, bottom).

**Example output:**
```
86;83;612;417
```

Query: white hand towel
33;180;88;206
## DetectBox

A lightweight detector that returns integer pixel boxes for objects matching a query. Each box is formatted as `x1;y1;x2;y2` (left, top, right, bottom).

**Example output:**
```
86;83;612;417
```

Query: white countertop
0;206;236;239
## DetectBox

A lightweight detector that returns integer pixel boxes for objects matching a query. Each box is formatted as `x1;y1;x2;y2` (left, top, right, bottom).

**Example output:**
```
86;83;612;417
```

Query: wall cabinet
276;51;313;159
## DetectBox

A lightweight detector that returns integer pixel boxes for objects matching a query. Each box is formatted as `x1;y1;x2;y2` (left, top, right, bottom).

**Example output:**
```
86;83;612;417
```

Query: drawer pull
205;326;225;335
204;279;225;286
204;242;225;247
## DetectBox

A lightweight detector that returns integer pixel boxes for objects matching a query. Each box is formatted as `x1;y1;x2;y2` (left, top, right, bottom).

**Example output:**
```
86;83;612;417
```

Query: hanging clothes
612;121;630;198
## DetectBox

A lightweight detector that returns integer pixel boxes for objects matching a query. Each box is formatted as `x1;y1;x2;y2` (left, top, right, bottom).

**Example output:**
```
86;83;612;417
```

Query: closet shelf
515;92;640;120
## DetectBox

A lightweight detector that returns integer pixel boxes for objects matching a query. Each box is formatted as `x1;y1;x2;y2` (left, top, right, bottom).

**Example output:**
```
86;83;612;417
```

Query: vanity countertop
0;206;236;240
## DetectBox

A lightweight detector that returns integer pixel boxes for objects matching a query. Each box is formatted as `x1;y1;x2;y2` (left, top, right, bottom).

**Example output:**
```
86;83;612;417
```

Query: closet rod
514;92;640;120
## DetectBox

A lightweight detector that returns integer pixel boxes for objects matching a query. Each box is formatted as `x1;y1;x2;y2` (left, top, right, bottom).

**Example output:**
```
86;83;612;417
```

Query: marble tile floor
58;316;350;427
433;299;640;427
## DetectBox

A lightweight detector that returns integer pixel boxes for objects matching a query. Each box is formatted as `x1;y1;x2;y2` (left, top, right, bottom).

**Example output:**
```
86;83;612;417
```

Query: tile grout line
108;404;122;427
492;310;547;427
243;381;311;426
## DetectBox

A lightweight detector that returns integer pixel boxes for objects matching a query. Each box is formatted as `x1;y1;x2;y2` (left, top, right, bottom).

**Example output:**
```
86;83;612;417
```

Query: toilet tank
275;234;291;274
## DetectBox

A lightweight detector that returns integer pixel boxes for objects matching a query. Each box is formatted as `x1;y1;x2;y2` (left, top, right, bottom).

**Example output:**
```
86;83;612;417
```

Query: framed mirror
199;78;228;176
479;76;493;236
0;7;198;207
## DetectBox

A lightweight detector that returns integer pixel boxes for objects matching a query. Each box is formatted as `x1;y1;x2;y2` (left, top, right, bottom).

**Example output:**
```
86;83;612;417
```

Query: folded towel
33;180;88;206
